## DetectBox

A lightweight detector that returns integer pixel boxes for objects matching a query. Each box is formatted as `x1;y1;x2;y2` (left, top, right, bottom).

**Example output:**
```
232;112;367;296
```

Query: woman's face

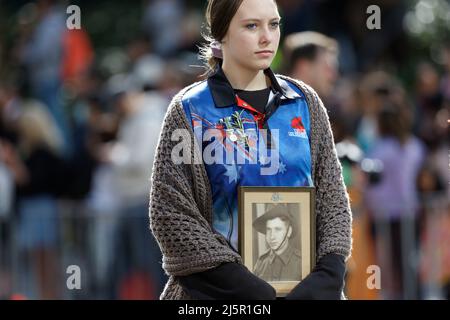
222;0;281;72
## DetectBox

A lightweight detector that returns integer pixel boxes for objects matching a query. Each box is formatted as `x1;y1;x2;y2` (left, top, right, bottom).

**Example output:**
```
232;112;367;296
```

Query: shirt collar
207;65;301;108
268;243;295;265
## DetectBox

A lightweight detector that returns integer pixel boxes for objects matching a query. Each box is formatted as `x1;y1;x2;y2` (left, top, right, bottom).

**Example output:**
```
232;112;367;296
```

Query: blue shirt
181;67;312;251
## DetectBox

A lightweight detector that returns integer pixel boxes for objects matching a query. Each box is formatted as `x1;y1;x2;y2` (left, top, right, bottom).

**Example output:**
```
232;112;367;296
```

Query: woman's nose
259;27;272;45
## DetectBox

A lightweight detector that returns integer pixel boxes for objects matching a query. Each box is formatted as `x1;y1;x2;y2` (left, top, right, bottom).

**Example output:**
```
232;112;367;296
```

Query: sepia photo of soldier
253;204;301;282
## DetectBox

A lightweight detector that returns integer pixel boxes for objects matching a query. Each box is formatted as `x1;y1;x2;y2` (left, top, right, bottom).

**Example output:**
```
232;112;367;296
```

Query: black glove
178;262;276;300
285;253;346;300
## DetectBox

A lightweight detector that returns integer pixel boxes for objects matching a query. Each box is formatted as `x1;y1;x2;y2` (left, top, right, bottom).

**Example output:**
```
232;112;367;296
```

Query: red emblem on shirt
291;116;305;132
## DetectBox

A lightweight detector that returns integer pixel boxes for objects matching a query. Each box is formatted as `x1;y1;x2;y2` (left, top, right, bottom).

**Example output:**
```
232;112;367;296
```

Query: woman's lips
255;50;274;58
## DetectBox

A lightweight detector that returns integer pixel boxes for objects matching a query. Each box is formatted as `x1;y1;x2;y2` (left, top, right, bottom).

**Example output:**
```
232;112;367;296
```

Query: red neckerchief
235;94;265;129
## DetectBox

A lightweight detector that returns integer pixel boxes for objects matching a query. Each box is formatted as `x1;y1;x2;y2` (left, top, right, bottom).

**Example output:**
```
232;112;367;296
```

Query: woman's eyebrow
240;17;281;22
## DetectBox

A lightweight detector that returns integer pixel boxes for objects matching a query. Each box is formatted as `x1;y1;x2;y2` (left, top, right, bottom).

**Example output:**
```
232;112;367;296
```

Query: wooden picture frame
238;186;316;297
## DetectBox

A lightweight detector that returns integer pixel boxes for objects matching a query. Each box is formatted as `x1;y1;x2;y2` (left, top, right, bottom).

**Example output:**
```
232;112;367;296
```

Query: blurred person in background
282;31;339;104
364;97;426;300
101;58;168;298
0;81;66;299
82;93;121;299
414;63;444;147
355;71;402;154
282;31;351;147
16;0;71;156
142;0;184;57
414;63;449;198
417;161;450;300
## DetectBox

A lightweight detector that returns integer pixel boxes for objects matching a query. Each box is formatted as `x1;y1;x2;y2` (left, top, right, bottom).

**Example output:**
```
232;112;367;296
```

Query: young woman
149;0;352;300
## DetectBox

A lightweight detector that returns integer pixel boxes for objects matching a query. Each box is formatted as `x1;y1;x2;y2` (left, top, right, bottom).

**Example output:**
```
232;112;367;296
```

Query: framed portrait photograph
238;186;316;297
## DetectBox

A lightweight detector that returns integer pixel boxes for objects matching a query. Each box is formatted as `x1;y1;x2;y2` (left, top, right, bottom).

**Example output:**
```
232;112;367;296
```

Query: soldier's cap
253;204;296;237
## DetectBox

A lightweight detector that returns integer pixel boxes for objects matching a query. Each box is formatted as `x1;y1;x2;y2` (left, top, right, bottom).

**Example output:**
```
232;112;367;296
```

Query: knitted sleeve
303;84;353;261
278;76;353;261
149;87;242;277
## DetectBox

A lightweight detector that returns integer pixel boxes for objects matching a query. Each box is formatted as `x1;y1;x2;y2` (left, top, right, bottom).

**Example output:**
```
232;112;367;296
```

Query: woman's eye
246;23;257;30
270;21;280;29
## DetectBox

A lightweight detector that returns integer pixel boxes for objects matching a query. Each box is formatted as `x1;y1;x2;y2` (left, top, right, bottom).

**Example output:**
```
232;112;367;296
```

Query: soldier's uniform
254;243;302;281
252;204;302;282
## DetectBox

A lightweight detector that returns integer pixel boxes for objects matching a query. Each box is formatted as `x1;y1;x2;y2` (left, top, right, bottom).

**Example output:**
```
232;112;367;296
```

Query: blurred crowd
0;0;448;300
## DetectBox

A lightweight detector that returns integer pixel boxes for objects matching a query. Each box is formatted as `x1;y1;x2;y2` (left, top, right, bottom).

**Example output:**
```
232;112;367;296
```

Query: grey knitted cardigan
149;75;352;300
